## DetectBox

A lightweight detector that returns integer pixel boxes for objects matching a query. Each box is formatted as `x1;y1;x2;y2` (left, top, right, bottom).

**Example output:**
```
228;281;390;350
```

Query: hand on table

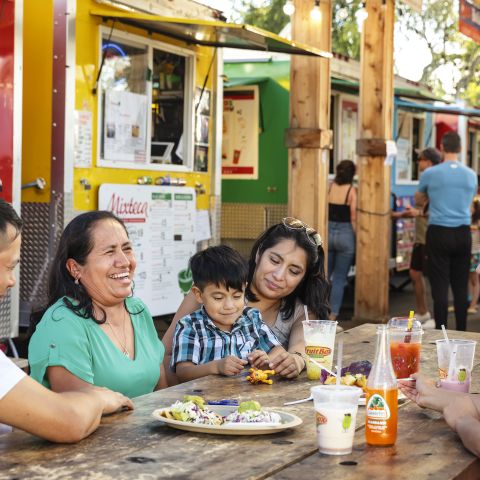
216;356;248;376
248;350;270;369
91;387;134;415
443;396;479;432
268;350;300;379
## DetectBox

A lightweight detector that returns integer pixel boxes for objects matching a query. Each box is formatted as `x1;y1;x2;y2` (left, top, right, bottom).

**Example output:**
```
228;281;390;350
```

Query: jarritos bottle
365;325;398;446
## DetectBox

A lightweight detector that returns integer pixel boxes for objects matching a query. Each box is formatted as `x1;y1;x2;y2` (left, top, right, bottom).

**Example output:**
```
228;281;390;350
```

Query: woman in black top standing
328;160;357;323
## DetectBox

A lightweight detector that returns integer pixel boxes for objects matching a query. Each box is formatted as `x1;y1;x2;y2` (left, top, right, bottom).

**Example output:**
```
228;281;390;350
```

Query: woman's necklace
106;308;130;358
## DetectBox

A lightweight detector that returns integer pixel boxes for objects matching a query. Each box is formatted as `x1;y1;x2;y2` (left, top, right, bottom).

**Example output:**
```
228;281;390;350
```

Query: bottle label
366;393;390;420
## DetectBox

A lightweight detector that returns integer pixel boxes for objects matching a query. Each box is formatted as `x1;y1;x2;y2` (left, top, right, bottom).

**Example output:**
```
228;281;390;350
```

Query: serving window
97;29;195;171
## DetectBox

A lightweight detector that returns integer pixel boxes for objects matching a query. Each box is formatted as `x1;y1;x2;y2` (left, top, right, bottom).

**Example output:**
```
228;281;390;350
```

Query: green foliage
230;0;480;105
397;0;480;105
232;0;290;34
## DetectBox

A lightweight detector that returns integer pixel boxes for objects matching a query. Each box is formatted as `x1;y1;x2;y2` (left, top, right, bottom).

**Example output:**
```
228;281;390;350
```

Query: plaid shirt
171;306;280;370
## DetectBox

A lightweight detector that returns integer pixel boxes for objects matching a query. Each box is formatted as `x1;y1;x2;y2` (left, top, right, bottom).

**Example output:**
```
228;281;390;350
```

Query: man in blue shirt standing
416;131;477;330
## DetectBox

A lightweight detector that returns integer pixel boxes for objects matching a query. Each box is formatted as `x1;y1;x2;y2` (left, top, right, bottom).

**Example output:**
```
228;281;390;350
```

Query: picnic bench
1;324;480;479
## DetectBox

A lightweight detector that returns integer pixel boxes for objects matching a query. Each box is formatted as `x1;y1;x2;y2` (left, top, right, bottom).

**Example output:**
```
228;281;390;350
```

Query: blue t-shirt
418;161;477;227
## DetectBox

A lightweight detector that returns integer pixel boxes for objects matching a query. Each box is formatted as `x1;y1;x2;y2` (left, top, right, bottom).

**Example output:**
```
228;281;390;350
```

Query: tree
397;0;480;104
230;0;480;106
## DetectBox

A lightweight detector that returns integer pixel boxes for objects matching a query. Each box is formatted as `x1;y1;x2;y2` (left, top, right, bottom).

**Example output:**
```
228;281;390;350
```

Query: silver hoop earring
74;277;79;285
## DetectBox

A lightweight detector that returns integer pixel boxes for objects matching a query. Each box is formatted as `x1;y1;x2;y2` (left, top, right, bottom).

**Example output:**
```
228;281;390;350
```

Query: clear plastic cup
436;339;476;393
302;320;337;380
387;317;423;379
312;385;363;455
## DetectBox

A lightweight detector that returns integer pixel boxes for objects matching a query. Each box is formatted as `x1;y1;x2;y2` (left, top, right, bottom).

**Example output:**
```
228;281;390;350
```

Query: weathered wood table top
1;324;480;480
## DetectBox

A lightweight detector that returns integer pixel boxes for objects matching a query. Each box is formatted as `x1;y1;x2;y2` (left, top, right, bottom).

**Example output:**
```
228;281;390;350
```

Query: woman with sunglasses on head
328;159;357;324
162;217;330;384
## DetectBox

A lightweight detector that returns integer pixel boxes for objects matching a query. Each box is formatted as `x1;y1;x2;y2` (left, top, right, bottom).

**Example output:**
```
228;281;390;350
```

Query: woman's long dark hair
246;223;330;320
30;211;135;333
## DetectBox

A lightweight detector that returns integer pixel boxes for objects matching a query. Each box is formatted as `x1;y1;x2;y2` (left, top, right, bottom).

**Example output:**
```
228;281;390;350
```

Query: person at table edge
0;200;133;442
399;375;480;457
163;217;331;385
28;211;167;398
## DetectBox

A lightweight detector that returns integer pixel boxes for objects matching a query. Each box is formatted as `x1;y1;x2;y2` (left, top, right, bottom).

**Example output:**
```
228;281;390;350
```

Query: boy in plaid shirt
171;245;285;382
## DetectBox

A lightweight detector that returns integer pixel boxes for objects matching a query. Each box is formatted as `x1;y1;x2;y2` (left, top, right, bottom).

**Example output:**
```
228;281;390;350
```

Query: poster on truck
99;184;196;316
222;86;259;179
103;90;148;163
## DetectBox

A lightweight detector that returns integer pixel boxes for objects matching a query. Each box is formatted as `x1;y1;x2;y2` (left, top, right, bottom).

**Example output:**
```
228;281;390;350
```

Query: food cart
9;0;328;326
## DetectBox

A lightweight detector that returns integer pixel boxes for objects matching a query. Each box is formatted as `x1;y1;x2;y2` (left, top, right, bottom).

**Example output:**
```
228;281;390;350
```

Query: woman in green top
29;211;167;398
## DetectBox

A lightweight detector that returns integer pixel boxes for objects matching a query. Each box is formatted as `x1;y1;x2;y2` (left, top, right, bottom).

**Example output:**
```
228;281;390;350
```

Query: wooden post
287;0;332;244
354;0;395;322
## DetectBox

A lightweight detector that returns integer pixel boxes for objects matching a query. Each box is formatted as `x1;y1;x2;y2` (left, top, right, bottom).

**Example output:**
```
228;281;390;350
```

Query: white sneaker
421;319;436;329
416;312;431;322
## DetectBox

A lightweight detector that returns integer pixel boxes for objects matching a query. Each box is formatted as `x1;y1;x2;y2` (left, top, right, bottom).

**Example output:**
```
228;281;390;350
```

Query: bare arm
443;395;480;457
0;375;133;443
162;290;200;385
154;363;169;390
47;365;95;393
349;186;357;232
414;191;428;207
176;356;247;382
453;416;480;457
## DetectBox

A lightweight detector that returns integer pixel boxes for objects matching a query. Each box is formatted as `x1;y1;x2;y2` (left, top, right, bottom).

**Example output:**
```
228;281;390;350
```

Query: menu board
99;184;196;316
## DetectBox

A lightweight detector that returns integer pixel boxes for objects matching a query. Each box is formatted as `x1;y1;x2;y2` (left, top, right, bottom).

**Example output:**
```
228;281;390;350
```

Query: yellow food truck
5;0;327;333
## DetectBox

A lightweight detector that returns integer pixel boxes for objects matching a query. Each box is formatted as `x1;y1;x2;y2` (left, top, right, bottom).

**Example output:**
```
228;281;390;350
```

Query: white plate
152;405;303;435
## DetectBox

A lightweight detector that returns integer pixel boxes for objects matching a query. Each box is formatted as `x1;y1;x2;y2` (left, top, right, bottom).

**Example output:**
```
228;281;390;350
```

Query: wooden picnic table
1;324;480;479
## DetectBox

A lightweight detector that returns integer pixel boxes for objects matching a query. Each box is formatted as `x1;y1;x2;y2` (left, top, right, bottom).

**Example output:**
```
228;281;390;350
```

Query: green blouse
28;296;164;398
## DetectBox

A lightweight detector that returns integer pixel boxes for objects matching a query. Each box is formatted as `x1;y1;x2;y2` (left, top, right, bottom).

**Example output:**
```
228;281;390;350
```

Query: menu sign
99;184;196;316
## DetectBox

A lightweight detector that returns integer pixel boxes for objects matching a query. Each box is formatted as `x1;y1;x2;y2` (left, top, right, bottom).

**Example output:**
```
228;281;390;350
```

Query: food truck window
98;31;195;170
151;49;186;165
99;38;149;165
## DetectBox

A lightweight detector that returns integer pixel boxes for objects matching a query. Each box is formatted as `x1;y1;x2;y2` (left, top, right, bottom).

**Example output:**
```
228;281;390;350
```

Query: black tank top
328;184;352;223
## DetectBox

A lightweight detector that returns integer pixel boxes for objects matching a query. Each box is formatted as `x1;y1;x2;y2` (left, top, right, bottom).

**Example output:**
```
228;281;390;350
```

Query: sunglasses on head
282;217;323;247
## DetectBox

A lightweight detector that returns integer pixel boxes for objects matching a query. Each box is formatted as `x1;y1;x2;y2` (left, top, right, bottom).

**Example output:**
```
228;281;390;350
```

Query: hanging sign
99;184;196;316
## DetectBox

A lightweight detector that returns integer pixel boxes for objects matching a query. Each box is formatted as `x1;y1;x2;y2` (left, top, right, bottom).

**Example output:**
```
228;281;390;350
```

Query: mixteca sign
460;0;480;43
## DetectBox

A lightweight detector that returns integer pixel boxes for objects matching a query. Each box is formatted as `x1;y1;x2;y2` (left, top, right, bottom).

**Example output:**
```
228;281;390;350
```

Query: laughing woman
28;211;167;397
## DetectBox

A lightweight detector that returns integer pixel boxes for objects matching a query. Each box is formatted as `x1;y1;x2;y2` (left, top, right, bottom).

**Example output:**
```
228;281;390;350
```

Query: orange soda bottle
365;324;398;446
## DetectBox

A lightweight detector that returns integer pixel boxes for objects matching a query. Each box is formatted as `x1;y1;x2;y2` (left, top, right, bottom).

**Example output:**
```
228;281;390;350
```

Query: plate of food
153;396;303;435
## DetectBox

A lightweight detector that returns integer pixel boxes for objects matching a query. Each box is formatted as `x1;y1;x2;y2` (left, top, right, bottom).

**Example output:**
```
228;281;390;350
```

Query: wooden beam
285;128;333;149
288;0;332;242
354;0;395;322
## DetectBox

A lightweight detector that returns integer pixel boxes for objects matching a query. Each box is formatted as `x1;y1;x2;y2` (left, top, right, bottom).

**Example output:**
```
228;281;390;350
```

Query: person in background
402;148;441;329
415;131;477;331
327;160;356;324
0;199;133;443
399;375;480;457
163;218;331;385
171;245;286;382
29;211;167;398
468;197;480;314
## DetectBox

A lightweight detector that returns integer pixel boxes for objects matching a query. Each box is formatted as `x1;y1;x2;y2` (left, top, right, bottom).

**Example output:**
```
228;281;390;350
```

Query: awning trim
90;9;332;58
396;98;480;117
